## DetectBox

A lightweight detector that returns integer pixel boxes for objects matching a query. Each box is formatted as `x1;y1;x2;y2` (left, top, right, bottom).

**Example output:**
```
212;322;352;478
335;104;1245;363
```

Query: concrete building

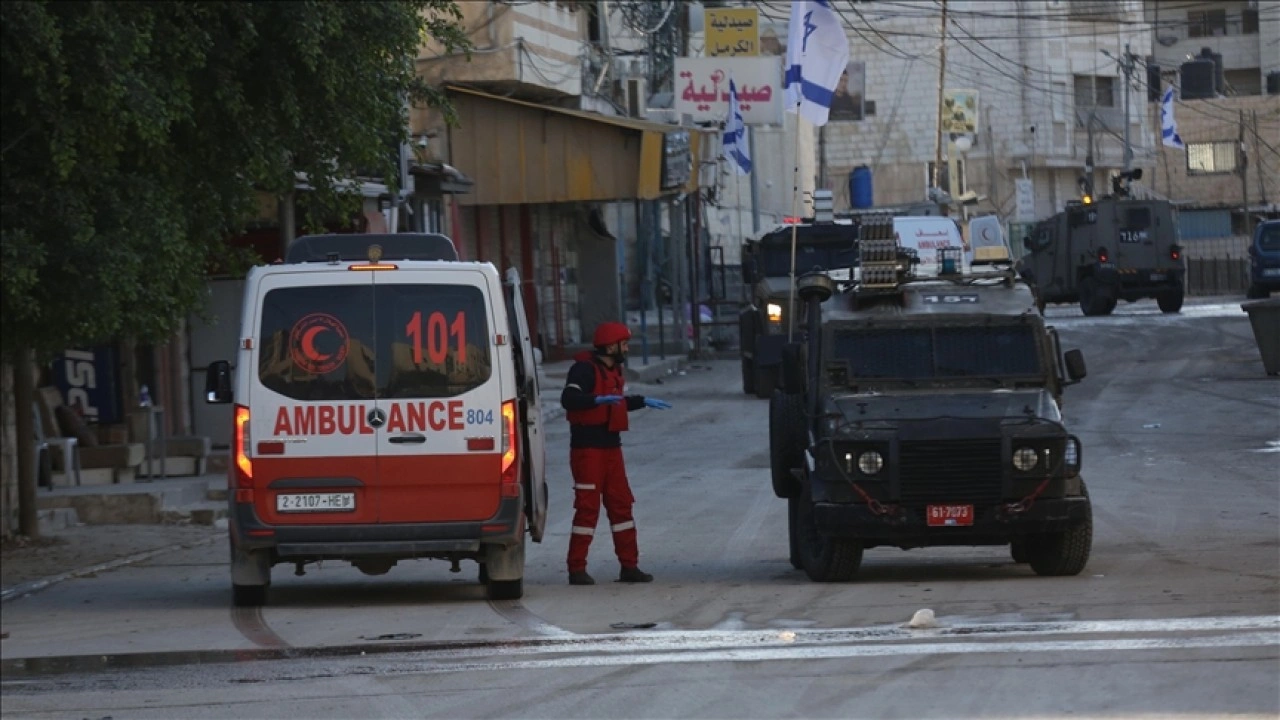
1146;0;1280;98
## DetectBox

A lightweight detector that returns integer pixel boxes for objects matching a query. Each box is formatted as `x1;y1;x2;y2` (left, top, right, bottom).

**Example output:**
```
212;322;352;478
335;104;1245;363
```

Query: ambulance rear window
258;284;492;401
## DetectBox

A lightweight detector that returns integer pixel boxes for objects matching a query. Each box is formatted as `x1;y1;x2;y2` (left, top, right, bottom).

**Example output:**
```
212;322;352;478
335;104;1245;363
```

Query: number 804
466;408;494;425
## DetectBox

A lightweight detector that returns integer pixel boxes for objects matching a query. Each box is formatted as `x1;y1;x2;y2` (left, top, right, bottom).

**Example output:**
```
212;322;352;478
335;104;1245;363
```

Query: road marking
3;615;1275;682
405;632;1280;674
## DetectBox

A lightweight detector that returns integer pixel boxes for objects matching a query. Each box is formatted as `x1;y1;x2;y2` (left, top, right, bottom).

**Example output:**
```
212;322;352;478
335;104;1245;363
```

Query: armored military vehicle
1018;194;1184;316
769;239;1093;581
739;192;887;398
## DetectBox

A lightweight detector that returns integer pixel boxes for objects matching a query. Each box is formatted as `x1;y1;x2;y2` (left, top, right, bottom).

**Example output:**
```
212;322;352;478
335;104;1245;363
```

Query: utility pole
1240;109;1250;236
1121;42;1134;173
932;0;949;193
1254;110;1269;207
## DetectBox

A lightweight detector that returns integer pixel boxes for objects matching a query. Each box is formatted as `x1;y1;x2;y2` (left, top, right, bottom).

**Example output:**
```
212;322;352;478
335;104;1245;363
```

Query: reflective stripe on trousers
566;446;638;572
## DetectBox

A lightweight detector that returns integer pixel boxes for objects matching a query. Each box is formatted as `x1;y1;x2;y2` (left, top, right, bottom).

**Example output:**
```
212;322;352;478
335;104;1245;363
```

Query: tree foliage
0;0;469;357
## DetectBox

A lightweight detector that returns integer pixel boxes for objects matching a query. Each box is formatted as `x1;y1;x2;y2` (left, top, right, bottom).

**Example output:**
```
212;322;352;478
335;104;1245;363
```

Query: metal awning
445;86;681;205
410;162;474;195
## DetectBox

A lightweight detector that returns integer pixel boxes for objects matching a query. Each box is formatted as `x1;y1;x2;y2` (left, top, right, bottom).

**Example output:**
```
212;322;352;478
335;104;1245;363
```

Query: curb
0;535;222;604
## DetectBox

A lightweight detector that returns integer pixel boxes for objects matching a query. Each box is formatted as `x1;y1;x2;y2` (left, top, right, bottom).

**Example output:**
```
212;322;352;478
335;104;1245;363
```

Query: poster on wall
828;61;866;122
942;89;980;134
53;346;120;425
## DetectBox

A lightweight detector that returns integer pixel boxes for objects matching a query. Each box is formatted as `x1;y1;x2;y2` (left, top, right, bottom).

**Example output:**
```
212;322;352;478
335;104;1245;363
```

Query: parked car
1246;220;1280;299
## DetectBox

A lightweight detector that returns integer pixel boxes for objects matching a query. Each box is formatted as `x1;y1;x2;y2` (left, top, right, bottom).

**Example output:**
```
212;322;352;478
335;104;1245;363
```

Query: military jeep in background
769;238;1094;581
1018;193;1184;316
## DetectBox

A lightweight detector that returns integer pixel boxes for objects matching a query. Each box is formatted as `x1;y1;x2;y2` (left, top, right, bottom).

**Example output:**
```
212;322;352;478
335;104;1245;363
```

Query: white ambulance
205;233;547;606
893;216;968;276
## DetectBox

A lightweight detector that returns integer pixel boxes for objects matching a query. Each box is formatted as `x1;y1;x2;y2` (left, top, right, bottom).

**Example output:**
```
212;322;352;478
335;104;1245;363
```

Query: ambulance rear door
372;266;506;524
250;269;379;525
505;267;548;542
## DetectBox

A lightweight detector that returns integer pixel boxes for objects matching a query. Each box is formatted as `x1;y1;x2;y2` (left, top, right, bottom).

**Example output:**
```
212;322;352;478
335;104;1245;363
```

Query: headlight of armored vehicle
844;450;884;476
1064;437;1081;475
766;303;783;324
1012;446;1040;472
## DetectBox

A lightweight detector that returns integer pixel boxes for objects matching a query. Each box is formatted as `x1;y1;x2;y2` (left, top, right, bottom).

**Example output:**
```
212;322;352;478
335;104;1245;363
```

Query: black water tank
1268;71;1280;95
1198;47;1225;95
1181;60;1216;99
1147;61;1161;102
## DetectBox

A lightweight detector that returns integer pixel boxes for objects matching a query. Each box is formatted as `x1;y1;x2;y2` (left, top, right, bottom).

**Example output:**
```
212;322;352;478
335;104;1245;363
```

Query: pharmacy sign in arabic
673;57;782;125
942;89;980;134
705;8;759;57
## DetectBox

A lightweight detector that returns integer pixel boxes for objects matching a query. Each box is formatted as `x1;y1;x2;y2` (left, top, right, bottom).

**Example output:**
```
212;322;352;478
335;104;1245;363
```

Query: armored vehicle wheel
1010;540;1030;564
787;497;803;569
1246;284;1269;300
754;362;776;399
1078;278;1111;317
1027;486;1092;577
795;484;863;582
769;390;806;499
1102;296;1117;315
1157;287;1184;313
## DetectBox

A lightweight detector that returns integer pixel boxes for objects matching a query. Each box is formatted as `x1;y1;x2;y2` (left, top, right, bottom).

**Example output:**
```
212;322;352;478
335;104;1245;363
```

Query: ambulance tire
230;543;270;607
478;563;489;584
796;483;863;582
769;390;805;499
488;577;523;600
485;536;526;600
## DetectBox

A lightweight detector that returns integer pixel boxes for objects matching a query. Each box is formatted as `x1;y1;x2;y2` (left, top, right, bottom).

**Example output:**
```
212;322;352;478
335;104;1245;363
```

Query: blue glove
594;394;623;406
644;397;672;410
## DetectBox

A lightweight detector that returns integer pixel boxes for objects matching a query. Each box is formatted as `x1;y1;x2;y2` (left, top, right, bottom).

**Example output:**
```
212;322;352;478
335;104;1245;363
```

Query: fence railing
1187;257;1251;296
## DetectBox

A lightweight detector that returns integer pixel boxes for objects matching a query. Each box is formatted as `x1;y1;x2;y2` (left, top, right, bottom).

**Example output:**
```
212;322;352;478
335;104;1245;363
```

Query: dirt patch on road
1;525;221;588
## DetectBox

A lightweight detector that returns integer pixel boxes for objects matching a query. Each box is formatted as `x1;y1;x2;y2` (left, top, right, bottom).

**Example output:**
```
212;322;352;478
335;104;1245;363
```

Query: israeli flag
783;0;850;127
1161;87;1185;150
723;79;752;176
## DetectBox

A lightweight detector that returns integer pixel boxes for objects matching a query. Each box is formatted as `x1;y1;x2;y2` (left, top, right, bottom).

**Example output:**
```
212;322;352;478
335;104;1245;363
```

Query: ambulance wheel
769;390;805;499
795;484;863;582
485;536;525;600
1157;287;1184;313
488;578;523;600
232;584;267;607
478;563;489;584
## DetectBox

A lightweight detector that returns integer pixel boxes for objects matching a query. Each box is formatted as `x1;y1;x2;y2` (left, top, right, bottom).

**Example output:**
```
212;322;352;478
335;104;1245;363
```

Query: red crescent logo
289;313;349;375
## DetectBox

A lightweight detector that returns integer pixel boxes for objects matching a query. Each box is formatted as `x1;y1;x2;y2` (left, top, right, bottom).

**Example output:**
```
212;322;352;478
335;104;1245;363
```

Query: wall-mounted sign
1014;178;1036;222
661;130;692;190
705;8;759;57
942;89;979;134
674;57;782;125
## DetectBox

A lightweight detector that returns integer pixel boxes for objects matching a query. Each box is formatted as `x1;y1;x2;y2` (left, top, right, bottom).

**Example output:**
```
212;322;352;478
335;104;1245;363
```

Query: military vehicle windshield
753;226;858;277
831;325;1042;381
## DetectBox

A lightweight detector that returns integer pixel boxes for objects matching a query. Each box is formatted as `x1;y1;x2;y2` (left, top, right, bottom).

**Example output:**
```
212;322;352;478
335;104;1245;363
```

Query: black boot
568;571;595;586
618;566;653;583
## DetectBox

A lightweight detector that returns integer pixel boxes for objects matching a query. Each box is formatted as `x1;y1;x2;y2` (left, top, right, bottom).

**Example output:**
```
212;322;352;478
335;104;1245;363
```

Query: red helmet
593;321;631;348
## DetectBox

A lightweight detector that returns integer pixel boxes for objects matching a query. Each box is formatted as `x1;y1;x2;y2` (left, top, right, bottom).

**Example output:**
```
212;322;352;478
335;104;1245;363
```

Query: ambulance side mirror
205;360;233;404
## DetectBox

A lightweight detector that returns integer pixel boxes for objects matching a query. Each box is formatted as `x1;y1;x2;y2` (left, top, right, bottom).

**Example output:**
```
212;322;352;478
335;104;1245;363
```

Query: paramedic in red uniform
562;321;671;585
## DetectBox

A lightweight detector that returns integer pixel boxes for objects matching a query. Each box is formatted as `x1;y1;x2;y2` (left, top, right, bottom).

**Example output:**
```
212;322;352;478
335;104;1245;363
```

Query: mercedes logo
367;408;387;428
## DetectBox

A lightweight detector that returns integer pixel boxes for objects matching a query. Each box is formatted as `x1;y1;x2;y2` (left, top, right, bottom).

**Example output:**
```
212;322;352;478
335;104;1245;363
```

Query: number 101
405;311;467;365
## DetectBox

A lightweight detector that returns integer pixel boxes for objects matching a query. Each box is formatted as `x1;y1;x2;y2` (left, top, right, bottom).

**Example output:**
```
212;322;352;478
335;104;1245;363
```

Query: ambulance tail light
234;404;253;488
500;400;519;498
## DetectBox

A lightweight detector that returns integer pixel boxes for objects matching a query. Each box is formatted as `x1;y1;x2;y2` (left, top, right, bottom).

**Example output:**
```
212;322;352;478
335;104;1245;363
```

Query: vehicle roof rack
285;233;458;264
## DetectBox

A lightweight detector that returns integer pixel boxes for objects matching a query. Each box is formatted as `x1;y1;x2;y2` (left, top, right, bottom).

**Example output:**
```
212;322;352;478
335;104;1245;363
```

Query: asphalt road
2;299;1277;719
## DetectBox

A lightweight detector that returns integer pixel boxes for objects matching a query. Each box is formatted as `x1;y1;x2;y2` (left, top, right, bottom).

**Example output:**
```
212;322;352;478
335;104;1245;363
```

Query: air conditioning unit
625;77;647;119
